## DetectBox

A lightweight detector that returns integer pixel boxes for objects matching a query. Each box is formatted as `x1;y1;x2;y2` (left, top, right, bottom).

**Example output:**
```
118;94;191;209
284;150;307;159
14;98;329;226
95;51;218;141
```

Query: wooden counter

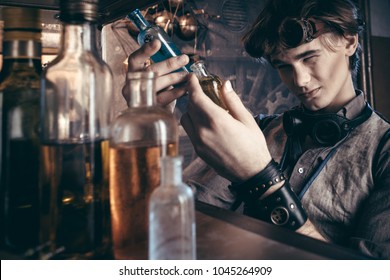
0;200;368;260
195;201;367;260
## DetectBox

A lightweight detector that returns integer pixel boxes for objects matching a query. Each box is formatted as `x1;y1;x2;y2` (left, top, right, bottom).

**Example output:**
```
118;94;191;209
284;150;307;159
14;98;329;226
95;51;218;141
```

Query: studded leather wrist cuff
244;181;307;230
229;159;285;202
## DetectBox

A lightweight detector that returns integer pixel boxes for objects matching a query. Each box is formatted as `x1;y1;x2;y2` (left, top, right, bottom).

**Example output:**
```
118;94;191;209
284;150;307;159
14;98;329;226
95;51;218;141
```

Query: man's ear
344;34;359;56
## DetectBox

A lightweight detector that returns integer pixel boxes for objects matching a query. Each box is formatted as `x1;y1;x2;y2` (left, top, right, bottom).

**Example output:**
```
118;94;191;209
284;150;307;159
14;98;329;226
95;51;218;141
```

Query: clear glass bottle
0;7;42;257
190;60;228;110
109;71;178;260
149;156;196;260
39;0;113;259
127;9;191;72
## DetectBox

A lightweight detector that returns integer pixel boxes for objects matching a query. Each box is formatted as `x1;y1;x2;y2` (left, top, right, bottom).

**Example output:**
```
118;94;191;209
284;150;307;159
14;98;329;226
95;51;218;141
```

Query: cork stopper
1;7;41;41
59;0;100;23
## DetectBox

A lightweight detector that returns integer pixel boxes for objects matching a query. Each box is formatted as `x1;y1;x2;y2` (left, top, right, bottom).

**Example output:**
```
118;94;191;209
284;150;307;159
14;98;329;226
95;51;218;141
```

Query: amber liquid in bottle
40;140;110;259
198;75;228;109
190;60;228;110
39;0;113;259
109;142;177;260
109;71;178;260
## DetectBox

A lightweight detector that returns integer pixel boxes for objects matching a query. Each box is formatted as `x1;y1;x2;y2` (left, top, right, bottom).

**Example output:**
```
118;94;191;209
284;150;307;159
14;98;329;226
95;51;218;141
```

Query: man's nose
293;66;310;87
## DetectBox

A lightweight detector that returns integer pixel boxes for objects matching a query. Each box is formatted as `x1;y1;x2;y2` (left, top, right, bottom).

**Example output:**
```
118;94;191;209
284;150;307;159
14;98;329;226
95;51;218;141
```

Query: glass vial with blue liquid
127;9;192;72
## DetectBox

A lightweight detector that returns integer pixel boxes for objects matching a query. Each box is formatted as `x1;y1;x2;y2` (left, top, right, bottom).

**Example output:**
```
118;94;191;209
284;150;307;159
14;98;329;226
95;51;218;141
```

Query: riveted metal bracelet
244;181;308;230
229;159;286;202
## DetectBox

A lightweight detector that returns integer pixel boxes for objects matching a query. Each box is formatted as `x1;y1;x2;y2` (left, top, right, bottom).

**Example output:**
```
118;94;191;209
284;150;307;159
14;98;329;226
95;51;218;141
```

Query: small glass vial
127;9;191;72
109;71;178;260
149;156;196;260
190;60;228;110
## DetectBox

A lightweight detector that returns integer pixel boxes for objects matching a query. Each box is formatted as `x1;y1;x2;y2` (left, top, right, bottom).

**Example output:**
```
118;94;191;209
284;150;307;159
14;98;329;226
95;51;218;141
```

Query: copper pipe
359;0;375;108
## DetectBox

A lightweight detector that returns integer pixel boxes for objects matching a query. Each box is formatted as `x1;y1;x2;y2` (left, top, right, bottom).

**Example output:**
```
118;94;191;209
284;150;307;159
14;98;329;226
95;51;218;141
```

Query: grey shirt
184;92;390;259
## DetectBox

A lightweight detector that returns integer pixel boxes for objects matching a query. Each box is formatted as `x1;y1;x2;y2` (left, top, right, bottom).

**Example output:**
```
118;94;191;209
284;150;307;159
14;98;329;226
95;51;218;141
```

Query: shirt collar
339;90;366;119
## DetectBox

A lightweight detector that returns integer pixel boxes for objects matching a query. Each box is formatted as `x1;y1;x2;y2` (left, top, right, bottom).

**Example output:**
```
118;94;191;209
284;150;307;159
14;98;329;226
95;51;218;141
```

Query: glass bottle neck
127;10;151;31
1;40;42;78
160;157;183;187
60;22;98;54
190;61;209;78
127;75;156;107
2;40;41;59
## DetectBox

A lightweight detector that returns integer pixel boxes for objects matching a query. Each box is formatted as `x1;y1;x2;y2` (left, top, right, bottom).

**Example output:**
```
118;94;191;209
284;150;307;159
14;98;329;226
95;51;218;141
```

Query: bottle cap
59;0;99;23
2;7;41;31
1;7;41;41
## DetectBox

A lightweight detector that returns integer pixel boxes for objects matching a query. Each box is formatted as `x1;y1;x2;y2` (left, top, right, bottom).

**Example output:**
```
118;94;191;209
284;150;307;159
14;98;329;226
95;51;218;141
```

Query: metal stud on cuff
245;181;308;230
229;159;286;202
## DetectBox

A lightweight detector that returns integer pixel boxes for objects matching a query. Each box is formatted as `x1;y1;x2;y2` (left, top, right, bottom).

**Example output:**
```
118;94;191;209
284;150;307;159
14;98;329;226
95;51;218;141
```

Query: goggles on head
278;17;326;48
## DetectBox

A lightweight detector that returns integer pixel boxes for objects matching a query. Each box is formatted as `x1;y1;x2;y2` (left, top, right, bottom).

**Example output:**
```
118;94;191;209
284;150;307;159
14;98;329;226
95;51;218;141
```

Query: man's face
270;34;356;112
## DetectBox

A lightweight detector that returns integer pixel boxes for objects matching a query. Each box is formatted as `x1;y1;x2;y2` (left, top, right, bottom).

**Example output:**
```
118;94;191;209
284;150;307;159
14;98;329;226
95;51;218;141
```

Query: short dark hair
242;0;364;77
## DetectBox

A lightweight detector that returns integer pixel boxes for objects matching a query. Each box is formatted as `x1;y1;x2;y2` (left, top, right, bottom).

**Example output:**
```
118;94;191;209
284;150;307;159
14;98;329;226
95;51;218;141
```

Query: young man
126;0;390;259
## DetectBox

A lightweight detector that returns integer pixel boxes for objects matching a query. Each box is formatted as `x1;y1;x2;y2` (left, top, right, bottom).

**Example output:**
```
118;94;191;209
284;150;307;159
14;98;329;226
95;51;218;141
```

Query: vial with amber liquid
190;60;228;110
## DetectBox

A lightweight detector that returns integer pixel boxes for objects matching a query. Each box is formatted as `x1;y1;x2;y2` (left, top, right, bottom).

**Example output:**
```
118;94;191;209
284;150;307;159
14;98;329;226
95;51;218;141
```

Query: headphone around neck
282;103;373;146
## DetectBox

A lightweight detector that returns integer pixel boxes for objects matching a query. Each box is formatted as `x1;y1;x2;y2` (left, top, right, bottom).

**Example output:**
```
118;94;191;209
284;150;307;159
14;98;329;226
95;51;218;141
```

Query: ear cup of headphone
311;119;342;146
282;110;305;136
282;104;372;146
283;109;347;146
283;103;373;146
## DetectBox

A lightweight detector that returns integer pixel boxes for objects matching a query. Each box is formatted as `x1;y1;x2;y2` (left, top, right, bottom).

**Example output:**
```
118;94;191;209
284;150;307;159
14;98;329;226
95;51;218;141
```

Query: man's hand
180;74;272;182
122;39;190;107
297;220;328;242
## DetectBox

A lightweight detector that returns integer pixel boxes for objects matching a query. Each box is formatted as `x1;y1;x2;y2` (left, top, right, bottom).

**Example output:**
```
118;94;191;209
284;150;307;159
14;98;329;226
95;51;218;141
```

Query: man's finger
154;71;188;93
127;40;161;71
148;54;190;76
220;80;255;126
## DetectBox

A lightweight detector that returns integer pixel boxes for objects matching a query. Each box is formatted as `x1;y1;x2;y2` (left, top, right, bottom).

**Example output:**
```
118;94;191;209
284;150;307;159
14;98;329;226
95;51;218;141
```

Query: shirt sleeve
183;156;237;210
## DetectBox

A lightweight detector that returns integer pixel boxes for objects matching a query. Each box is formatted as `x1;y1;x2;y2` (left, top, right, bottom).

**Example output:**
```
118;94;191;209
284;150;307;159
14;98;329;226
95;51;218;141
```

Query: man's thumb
221;80;253;123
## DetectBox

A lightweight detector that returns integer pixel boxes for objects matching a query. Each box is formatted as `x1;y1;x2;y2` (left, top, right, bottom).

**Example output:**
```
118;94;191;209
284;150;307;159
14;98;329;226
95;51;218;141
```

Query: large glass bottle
109;71;178;260
149;156;196;260
39;0;113;259
127;9;191;72
0;7;42;257
190;60;228;110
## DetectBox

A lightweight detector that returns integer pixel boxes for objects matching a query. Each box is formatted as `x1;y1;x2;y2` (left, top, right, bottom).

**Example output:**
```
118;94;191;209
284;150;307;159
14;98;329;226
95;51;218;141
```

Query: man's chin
302;101;323;112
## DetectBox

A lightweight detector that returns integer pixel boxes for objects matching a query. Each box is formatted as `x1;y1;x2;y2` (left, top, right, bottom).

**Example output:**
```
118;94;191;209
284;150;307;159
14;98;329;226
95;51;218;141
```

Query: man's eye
304;56;318;62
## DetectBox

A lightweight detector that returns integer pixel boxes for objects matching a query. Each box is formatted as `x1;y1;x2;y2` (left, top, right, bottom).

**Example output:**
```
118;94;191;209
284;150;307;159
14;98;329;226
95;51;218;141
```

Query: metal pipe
358;0;375;108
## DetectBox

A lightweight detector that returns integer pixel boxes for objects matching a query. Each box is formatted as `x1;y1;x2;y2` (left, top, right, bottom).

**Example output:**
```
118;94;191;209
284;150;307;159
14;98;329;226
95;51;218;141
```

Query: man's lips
297;87;320;98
